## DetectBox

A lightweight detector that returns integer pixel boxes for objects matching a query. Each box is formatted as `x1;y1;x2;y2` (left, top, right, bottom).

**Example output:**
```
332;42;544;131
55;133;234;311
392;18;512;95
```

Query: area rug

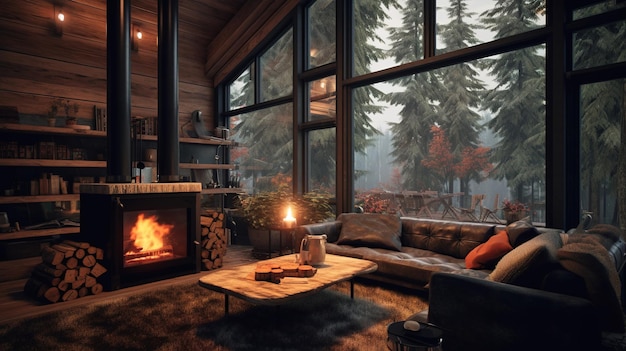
0;280;428;351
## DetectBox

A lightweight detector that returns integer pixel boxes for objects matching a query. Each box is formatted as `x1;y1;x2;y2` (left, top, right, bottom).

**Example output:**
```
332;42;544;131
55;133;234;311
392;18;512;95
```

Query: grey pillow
336;213;402;251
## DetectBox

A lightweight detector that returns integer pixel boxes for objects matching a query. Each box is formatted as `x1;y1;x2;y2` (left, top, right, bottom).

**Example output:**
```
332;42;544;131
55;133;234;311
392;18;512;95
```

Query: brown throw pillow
505;220;539;247
336;213;402;251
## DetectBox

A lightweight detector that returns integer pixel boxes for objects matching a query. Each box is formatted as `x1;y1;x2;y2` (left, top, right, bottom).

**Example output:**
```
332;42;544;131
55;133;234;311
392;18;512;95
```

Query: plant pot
248;227;292;254
65;118;77;127
47;117;56;127
504;210;528;224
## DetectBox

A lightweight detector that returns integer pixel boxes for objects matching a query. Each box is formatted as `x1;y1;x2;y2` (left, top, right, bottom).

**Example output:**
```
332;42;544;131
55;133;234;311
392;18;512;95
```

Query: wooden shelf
0;123;234;146
0;122;105;138
0;159;106;168
0;194;79;204
0;227;79;241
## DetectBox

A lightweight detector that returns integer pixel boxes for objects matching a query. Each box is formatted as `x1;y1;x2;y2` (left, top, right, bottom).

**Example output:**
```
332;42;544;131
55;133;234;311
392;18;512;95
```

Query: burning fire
128;213;174;252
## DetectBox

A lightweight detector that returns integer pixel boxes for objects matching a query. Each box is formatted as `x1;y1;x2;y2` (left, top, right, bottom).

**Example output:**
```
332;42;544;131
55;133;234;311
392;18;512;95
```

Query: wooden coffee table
198;253;378;315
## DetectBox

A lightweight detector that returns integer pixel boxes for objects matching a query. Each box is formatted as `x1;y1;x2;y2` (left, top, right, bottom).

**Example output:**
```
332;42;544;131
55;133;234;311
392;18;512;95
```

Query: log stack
200;211;228;270
23;240;107;303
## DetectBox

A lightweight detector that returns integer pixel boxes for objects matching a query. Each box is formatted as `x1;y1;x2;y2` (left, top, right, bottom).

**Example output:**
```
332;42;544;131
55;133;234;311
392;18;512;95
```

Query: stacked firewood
24;240;107;303
200;211;228;270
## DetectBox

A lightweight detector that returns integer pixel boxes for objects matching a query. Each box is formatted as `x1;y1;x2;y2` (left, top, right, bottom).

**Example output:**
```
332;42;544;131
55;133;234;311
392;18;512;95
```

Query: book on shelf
94;105;107;132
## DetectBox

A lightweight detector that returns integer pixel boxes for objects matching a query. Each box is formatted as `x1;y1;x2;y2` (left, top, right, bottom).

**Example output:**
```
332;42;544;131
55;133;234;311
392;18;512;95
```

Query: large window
353;45;546;223
219;0;626;229
352;0;546;224
573;18;626;70
580;79;625;224
230;103;294;194
436;0;546;54
228;64;254;111
308;0;336;69
260;29;293;102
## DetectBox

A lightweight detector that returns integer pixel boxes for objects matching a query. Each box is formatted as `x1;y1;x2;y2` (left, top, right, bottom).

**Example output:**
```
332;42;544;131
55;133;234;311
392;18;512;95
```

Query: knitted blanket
558;235;624;333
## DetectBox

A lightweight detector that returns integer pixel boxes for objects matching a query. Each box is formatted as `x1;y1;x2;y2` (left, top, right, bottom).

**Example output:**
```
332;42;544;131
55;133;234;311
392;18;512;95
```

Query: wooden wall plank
0;0;226;133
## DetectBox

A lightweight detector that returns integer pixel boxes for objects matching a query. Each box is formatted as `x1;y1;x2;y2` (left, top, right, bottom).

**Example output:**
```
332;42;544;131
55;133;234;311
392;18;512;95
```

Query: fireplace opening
123;209;187;267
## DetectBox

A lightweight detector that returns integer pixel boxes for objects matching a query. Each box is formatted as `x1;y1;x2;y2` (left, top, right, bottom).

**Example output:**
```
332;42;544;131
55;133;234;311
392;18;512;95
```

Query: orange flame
130;213;173;252
282;206;296;228
284;206;295;221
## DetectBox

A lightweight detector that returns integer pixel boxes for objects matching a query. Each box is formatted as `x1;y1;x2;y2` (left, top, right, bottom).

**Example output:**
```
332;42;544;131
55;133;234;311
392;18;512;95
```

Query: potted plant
502;199;529;224
60;99;79;127
47;99;62;127
235;187;334;254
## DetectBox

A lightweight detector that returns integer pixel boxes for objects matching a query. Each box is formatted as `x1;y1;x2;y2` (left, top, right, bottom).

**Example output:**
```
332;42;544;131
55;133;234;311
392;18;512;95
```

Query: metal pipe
157;0;180;182
106;0;132;183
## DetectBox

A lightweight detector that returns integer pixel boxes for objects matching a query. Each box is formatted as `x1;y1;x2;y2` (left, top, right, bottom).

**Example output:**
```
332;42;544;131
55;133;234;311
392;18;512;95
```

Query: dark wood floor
0;245;258;324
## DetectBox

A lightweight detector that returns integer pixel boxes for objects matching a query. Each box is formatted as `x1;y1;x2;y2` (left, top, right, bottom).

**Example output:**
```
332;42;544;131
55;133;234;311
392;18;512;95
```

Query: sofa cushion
488;231;563;288
401;218;497;259
325;243;468;288
336;213;402;251
505;220;540;247
465;230;513;269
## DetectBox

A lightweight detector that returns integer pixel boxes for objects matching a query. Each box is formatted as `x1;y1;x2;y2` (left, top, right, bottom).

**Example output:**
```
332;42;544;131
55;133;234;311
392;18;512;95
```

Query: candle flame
284;206;295;221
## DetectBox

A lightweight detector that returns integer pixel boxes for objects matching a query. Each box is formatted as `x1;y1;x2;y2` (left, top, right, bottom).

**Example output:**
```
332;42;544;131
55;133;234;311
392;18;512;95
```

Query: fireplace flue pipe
106;0;180;183
106;0;132;183
157;0;180;182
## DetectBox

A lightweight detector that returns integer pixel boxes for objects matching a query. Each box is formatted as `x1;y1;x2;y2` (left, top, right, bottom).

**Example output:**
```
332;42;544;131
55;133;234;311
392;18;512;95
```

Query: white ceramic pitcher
298;234;327;266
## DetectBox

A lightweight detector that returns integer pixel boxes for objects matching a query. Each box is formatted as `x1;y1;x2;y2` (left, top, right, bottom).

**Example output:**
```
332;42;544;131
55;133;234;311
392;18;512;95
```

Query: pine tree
575;3;626;224
352;0;399;155
384;0;444;190
480;0;545;201
437;0;485;194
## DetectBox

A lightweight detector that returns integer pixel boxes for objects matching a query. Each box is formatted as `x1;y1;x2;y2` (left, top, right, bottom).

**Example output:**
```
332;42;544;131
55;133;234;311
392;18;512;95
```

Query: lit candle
283;207;297;229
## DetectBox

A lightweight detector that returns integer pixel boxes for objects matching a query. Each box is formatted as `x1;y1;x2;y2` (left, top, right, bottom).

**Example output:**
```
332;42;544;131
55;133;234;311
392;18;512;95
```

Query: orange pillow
465;230;513;269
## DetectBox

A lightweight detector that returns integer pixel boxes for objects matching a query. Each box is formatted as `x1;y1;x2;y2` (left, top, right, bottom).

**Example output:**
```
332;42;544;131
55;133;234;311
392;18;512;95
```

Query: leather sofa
297;214;560;290
297;213;626;349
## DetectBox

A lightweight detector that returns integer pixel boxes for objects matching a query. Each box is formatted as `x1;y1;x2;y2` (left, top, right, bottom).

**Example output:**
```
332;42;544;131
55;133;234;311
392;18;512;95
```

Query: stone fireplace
79;183;201;290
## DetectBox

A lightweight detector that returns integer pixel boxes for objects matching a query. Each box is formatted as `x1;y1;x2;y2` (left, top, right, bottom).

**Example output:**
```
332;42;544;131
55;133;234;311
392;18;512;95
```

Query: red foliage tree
422;125;455;190
455;146;493;181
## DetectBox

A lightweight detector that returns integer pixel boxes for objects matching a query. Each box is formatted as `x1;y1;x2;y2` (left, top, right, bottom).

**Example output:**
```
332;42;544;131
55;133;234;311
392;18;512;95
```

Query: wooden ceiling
131;0;248;44
132;0;299;85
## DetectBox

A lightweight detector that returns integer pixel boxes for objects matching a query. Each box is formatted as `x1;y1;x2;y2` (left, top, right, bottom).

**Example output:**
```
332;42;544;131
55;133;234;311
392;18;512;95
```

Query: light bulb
57;12;64;22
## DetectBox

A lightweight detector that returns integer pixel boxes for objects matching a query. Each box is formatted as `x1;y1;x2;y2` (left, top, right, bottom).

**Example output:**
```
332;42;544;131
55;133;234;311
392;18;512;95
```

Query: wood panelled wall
0;0;240;135
0;0;299;135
